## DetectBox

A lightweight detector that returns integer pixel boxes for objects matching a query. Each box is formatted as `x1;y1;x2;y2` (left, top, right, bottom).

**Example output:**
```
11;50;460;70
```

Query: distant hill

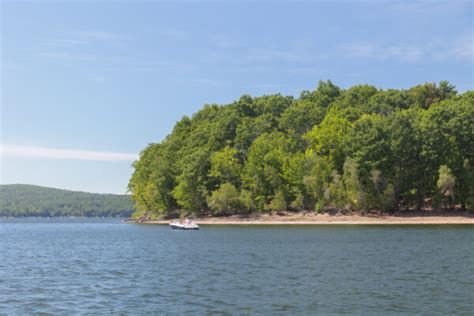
0;184;134;217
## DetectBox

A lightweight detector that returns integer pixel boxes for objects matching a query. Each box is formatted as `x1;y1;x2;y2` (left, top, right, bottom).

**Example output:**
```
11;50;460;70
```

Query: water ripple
0;219;473;314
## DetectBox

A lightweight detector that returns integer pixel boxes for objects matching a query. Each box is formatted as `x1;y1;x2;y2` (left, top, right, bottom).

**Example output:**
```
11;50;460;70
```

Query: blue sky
1;0;473;193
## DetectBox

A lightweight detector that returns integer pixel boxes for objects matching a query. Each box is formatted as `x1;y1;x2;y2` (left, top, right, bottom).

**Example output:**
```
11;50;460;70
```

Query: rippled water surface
1;219;473;314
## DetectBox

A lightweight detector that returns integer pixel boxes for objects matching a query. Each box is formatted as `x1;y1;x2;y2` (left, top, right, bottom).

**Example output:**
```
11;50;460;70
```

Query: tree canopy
129;81;473;218
0;184;134;217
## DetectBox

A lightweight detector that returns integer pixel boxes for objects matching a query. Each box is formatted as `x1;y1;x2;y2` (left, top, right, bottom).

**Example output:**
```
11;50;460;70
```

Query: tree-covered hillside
0;184;134;217
129;81;473;218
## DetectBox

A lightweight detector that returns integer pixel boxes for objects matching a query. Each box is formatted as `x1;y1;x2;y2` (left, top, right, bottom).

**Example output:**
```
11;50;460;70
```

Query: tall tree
209;146;242;187
437;165;456;209
128;82;473;217
304;111;351;171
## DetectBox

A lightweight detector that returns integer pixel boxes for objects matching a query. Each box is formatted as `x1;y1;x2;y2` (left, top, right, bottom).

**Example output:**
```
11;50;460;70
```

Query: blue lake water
1;218;473;314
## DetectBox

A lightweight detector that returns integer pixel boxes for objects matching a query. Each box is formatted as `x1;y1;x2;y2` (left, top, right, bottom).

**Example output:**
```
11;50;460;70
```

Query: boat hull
169;223;199;230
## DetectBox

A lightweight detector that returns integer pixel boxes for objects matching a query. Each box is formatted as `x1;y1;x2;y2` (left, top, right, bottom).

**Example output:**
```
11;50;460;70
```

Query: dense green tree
304;112;351;171
408;81;457;109
242;132;297;211
207;183;241;216
303;152;331;209
463;159;474;210
345;114;392;181
419;93;474;207
327;171;347;211
365;89;412;114
172;150;210;214
129;144;166;212
0;185;134;217
387;108;426;209
209;146;241;186
278;80;339;139
278;99;326;139
282;152;306;201
437;165;456;209
265;190;288;214
341;158;366;212
367;170;395;212
239;189;254;213
128;81;473;218
235;115;275;155
290;193;305;211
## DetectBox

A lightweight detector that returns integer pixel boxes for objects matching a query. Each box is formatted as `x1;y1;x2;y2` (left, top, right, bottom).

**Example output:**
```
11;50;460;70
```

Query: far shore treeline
0;184;134;217
129;81;473;219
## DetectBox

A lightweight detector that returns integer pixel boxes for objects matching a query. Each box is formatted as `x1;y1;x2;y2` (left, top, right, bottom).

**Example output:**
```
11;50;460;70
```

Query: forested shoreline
129;81;473;219
0;184;134;217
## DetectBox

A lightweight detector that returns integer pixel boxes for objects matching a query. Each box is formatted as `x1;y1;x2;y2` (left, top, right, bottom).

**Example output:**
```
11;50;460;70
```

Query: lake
1;219;473;314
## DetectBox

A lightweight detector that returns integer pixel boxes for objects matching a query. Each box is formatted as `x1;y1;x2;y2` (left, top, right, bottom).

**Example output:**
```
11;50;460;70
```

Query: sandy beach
139;212;474;225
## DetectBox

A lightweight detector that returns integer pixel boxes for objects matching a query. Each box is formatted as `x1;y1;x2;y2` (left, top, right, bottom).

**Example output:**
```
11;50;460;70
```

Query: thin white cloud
342;34;474;62
443;36;474;61
342;43;424;62
245;48;304;63
74;31;123;41
213;37;240;49
287;67;325;76
0;144;138;162
38;52;99;61
189;78;224;87
0;62;25;72
388;0;470;14
158;29;189;41
36;30;127;65
41;30;124;47
90;75;106;82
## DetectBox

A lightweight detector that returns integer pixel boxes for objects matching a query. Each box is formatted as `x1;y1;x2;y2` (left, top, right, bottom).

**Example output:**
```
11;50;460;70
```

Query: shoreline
136;212;474;225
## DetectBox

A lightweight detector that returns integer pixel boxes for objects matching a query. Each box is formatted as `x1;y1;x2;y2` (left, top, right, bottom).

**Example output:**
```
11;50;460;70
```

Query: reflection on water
1;218;473;314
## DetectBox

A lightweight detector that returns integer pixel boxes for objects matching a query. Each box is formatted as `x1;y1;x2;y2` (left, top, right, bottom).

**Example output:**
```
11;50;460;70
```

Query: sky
1;0;473;194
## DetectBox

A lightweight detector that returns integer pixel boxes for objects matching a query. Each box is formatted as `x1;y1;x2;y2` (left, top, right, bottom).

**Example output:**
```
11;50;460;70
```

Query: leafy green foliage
265;190;288;213
290;193;305;210
437;165;456;208
303;152;331;208
207;183;241;216
0;184;134;217
209;146;241;186
242;132;296;211
128;81;473;217
342;158;366;212
367;170;395;212
304;112;351;171
327;171;347;210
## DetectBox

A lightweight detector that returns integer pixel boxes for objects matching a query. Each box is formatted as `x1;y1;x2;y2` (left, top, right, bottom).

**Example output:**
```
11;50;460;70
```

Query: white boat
169;219;199;230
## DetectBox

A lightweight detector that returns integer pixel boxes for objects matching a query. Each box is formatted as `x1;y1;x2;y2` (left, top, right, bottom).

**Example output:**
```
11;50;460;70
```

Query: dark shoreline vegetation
129;81;473;220
0;184;134;217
